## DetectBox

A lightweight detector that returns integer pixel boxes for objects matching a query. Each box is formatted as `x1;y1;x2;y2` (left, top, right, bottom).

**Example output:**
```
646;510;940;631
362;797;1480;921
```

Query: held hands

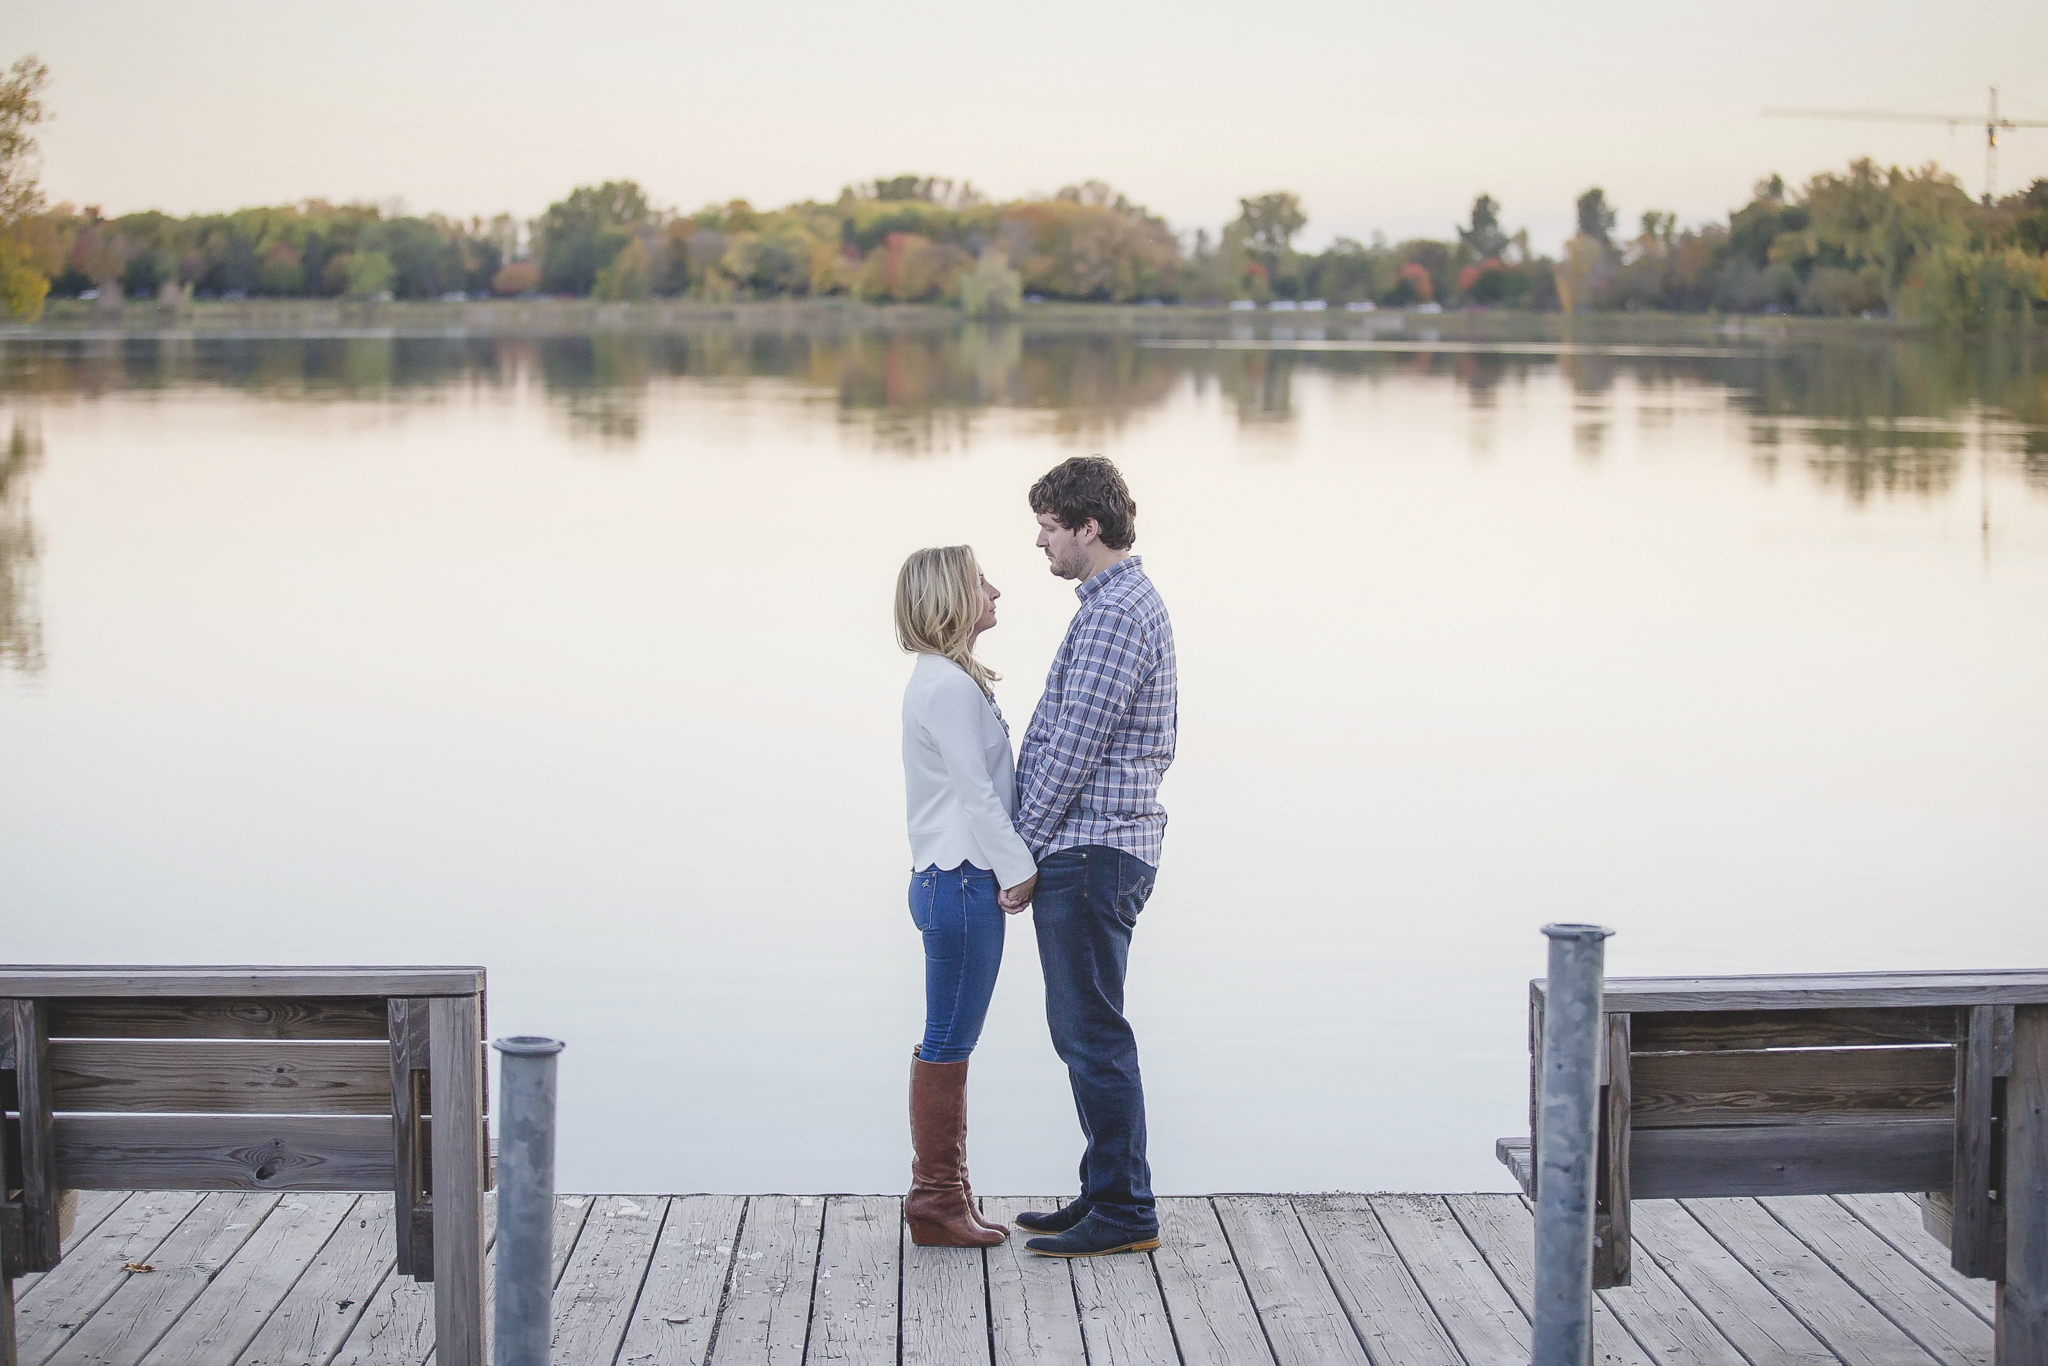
999;873;1038;914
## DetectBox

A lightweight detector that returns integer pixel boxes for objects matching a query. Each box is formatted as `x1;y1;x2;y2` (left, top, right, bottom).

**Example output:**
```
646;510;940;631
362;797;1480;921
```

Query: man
998;455;1177;1258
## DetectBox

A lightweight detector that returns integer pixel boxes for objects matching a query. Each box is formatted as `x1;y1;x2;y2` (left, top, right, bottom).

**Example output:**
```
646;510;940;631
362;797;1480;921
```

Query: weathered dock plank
139;1193;356;1366
1214;1194;1367;1366
232;1194;397;1366
14;1193;131;1301
1759;1195;1992;1366
58;1190;279;1366
1630;1198;1837;1366
1372;1194;1532;1366
17;1188;1991;1366
1152;1197;1271;1366
900;1222;990;1366
982;1198;1085;1366
708;1195;825;1366
1684;1197;1942;1365
1442;1194;1655;1366
1295;1194;1463;1366
1838;1194;1999;1323
550;1196;666;1366
615;1195;745;1366
806;1196;897;1366
14;1191;205;1366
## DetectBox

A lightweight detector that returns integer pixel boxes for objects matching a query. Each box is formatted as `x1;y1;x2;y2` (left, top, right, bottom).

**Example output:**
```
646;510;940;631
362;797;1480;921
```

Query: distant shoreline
2;296;2033;343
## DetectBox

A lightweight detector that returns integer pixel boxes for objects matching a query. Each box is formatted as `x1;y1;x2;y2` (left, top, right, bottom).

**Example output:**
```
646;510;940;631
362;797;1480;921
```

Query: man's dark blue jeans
1032;844;1158;1236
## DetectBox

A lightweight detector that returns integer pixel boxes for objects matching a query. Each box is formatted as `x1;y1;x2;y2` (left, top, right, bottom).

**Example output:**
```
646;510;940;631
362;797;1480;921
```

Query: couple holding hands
895;455;1176;1259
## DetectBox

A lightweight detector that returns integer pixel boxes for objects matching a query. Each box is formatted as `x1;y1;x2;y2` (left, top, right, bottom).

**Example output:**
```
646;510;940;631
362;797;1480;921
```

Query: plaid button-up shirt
1015;555;1178;868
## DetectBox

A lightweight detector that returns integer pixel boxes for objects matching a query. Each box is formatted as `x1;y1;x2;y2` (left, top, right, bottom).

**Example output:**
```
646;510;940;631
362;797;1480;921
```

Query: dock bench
0;966;491;1366
1497;968;2048;1358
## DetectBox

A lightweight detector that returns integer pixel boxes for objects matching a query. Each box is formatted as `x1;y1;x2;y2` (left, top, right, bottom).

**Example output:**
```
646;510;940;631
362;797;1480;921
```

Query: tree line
3;59;2045;328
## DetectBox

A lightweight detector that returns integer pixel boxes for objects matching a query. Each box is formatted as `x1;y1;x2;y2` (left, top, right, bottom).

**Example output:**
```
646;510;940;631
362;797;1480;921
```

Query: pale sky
7;0;2047;252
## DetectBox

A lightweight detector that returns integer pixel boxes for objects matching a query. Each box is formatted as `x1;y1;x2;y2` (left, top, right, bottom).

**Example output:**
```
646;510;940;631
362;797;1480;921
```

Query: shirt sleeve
1014;605;1150;856
924;675;1038;888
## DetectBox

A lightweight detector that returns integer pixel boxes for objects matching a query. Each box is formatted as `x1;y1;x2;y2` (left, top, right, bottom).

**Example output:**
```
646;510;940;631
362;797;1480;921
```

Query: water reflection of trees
1;422;44;674
1;327;2040;496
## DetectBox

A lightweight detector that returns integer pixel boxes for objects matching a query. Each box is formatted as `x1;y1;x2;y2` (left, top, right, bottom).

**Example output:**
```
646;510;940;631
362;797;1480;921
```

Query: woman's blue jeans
909;864;1006;1064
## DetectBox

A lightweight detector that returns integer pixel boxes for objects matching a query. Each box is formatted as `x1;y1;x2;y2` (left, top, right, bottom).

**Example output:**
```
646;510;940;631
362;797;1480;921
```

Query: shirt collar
1075;554;1142;602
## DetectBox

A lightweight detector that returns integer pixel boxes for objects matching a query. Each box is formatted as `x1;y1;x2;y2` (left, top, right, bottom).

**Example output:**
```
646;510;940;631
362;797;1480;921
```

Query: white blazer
901;652;1037;889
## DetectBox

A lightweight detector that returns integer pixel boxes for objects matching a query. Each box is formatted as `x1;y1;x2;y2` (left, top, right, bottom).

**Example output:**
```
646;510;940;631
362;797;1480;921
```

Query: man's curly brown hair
1027;456;1137;550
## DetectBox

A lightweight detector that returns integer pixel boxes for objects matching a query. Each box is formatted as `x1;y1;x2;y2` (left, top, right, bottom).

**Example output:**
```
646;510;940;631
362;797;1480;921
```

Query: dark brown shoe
906;1055;1005;1247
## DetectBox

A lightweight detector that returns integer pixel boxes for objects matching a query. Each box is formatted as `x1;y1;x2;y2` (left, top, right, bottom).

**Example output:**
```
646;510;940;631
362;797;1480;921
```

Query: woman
895;545;1037;1247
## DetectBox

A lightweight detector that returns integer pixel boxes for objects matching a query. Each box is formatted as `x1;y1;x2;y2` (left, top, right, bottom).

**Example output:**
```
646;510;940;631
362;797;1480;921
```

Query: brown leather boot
954;1057;1008;1235
906;1055;1005;1247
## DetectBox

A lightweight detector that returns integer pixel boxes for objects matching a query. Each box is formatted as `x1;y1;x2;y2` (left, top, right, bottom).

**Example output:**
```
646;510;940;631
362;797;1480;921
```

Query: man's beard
1050;548;1088;579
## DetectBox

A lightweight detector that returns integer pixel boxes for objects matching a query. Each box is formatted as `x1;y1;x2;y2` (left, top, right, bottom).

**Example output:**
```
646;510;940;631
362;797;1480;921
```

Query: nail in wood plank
614;1195;745;1366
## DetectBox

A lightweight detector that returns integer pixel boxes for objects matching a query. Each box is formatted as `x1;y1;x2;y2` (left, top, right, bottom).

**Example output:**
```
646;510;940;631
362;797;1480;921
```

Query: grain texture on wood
1294;1194;1463;1366
1151;1197;1270;1366
135;1193;355;1366
1066;1242;1171;1366
901;1216;992;1366
426;995;484;1366
805;1196;897;1366
1443;1193;1655;1366
981;1197;1085;1366
1561;969;2048;1014
231;1193;396;1366
55;1190;278;1366
1371;1194;1532;1365
2004;1004;2048;1366
1628;1199;1837;1366
1841;1194;1998;1322
0;970;485;999
1597;1013;1634;1287
335;1192;513;1366
549;1195;666;1366
707;1195;825;1366
386;998;427;1280
10;1001;61;1274
1685;1196;1938;1363
1632;1007;1961;1052
49;1040;394;1115
1632;1046;1955;1127
1633;1116;1953;1197
613;1194;744;1366
10;1191;204;1365
1953;1005;2002;1281
54;1114;396;1190
1213;1194;1367;1366
47;998;391;1042
1758;1194;1992;1366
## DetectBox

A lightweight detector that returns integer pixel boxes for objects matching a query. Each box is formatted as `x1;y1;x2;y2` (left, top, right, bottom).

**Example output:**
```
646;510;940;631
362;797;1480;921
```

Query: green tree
1459;194;1510;259
345;250;395;299
1;54;52;320
535;181;651;296
1575;188;1616;245
1236;192;1306;256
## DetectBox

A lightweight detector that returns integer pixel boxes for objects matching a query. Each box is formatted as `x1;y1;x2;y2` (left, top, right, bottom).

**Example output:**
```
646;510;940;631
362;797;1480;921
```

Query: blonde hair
895;545;999;695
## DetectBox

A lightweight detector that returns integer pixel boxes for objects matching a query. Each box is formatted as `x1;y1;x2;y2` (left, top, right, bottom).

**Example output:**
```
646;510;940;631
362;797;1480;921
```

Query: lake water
3;320;2045;1196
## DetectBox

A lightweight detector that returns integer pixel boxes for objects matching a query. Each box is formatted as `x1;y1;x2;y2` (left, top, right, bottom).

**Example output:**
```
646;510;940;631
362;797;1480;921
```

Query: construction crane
1764;86;2048;201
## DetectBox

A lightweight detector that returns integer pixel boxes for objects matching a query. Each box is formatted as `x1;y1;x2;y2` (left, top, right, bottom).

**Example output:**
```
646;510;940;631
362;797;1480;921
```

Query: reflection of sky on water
1;328;2044;1195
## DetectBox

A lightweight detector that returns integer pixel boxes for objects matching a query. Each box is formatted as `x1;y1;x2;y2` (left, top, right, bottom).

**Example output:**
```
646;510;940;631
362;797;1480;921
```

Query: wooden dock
10;1189;1995;1366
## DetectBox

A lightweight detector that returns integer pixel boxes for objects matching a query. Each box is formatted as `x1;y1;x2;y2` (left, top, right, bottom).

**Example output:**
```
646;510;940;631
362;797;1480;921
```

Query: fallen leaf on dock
121;1262;155;1273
